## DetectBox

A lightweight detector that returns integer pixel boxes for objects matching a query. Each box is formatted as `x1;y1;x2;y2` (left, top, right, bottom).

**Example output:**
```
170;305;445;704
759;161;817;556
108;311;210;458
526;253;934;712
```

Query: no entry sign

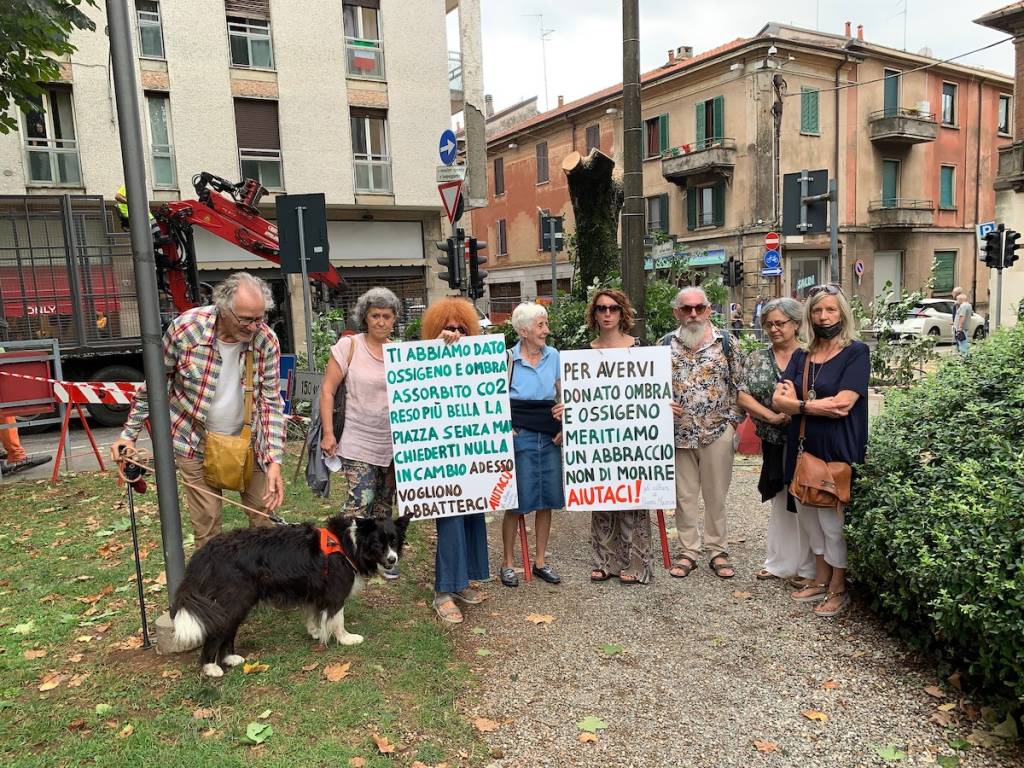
764;231;781;250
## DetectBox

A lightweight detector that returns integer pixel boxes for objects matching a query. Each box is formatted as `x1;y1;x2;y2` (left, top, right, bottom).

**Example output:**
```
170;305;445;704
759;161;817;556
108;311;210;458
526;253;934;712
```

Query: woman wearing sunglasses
583;288;655;585
420;297;489;624
737;298;815;585
772;284;869;618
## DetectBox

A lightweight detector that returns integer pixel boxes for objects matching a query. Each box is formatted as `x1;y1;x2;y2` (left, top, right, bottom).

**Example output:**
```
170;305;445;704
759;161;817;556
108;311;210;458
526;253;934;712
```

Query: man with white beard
661;286;745;580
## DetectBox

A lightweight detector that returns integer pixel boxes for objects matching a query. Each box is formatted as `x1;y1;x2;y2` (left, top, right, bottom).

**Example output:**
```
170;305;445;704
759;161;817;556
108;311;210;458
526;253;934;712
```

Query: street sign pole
550;217;558;308
295;205;315;372
829;178;839;284
995;226;1005;331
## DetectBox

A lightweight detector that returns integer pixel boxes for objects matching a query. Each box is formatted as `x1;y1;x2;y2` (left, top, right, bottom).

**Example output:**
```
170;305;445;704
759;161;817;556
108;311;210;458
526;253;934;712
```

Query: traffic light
434;237;461;290
981;230;1002;268
721;259;733;286
468;237;488;299
732;258;745;286
1003;229;1021;269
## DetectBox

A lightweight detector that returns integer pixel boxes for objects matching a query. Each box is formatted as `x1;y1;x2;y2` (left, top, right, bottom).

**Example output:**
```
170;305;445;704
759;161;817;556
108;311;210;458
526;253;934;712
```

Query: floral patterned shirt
742;347;787;445
667;327;745;449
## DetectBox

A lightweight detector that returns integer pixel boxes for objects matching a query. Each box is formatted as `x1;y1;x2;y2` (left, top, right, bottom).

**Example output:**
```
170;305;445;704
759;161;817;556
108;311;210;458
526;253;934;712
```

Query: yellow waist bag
202;349;255;492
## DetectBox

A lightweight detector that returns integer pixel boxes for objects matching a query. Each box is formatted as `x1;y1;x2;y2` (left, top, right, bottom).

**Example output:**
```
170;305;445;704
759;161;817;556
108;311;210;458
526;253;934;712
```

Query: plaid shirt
121;306;285;466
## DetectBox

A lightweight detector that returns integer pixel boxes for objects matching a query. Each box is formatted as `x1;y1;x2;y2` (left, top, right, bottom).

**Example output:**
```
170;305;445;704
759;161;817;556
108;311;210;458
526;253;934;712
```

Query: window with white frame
941;82;957;126
136;0;165;58
351;111;391;193
146;94;175;188
22;87;81;185
228;16;274;69
343;2;385;80
234;99;283;190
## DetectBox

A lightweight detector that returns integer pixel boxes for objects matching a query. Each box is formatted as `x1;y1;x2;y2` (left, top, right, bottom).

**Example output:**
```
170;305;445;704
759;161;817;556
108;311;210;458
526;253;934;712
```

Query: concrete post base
154;611;200;655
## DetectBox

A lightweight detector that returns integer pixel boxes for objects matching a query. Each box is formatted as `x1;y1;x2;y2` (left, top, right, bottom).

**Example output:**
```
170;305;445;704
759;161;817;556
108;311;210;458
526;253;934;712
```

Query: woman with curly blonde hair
420;297;488;624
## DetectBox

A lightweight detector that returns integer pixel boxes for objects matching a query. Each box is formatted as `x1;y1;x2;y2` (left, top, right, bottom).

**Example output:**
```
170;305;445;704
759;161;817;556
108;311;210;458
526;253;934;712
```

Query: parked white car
874;299;986;342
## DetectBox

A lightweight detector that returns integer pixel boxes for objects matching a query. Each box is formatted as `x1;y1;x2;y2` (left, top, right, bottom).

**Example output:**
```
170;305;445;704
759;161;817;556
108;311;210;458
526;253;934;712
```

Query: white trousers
796;500;847;569
763;489;816;578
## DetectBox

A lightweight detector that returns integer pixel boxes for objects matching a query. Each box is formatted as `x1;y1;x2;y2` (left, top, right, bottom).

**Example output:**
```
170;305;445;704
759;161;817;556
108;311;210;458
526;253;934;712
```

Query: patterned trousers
337;458;396;519
590;510;653;583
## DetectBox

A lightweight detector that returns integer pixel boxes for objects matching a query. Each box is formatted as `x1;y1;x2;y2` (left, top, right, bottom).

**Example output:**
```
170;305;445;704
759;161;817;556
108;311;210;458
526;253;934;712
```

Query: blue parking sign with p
977;221;996;240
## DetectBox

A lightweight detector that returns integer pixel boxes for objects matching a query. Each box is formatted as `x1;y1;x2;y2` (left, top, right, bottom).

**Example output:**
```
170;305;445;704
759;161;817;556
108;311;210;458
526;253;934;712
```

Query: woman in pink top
320;288;400;555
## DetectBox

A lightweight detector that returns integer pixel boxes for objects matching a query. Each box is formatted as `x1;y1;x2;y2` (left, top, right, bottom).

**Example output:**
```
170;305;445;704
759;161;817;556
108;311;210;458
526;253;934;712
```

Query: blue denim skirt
510;428;564;513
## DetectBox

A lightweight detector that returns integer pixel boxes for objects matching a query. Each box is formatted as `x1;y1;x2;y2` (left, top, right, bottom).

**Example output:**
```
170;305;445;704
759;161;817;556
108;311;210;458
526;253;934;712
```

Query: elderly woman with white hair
737;297;815;584
500;302;565;587
320;287;402;571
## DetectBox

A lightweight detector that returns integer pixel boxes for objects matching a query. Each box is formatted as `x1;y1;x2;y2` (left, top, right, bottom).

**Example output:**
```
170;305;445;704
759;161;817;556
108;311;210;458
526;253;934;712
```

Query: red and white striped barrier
0;371;140;405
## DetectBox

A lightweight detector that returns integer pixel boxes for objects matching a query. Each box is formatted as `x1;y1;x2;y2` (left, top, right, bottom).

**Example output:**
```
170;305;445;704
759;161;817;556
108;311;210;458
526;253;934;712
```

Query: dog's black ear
354;516;377;534
395;513;413;535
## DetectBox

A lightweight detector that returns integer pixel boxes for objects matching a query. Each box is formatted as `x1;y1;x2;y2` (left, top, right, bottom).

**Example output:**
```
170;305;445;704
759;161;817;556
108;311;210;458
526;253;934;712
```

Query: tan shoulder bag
202;349;255;492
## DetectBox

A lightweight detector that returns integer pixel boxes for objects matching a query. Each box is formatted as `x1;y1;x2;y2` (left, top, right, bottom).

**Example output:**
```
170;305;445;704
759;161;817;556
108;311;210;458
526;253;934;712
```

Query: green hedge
847;324;1024;704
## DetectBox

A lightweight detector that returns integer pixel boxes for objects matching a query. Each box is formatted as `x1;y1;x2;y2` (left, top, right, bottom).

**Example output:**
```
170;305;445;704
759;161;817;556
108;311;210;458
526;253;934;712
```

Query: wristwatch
799;400;806;414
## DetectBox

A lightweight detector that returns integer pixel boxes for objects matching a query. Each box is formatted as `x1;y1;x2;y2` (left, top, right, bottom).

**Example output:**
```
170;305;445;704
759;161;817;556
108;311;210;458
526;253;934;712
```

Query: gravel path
451;458;1023;768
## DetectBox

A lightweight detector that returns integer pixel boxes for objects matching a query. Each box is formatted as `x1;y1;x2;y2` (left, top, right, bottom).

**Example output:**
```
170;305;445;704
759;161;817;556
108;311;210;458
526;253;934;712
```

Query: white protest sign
560;347;676;511
384;336;518;520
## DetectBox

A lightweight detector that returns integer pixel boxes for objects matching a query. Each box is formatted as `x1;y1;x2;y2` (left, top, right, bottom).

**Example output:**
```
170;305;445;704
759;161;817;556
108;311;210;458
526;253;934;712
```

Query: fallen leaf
242;662;270;674
67;653;83;663
11;621;35;635
312;643;327;652
161;670;182;680
924;685;946;699
192;707;216;720
937;702;957;712
155;571;167;585
959;702;981;721
199;727;218;739
476;648;492;657
473;717;498;733
95;703;113;715
947;737;971;750
117;724;134;739
800;710;828;722
599;643;623;656
67;673;90;688
577;715;608;733
471;627;486;635
578;732;598;743
347;758;366;768
822;679;840;690
947;671;962;690
115;636;143;650
372;732;395;754
411;762;430;768
526;613;555;624
38;672;65;692
753;739;779;753
931;710;955;727
323;662;352;682
993;716;1019;740
257;709;272;720
74;635;93;644
244;721;272;745
732;590;753;599
300;662;319;672
23;649;47;660
67;718;86;731
871;743;908;761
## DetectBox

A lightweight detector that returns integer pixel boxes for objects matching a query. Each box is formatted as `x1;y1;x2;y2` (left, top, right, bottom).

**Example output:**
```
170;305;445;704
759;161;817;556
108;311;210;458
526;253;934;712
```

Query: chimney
857;24;864;41
557;95;564;107
844;21;851;37
676;45;693;60
667;49;675;64
484;94;494;118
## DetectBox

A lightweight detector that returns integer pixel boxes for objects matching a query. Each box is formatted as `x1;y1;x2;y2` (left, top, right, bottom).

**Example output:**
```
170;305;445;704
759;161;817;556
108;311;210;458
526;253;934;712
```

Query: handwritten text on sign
384;337;518;520
560;347;675;510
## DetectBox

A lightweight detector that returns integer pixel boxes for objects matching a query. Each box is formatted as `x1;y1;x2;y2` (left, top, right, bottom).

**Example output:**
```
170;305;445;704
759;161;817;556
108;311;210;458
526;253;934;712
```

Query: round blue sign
763;249;781;269
438;129;458;166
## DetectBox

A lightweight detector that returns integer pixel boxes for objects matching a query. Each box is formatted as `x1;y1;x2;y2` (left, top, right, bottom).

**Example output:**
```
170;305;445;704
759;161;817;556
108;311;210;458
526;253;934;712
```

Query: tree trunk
562;148;623;299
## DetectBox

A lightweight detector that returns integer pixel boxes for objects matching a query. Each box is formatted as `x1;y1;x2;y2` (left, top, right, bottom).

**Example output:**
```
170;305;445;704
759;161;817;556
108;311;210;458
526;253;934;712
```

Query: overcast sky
456;1;1014;114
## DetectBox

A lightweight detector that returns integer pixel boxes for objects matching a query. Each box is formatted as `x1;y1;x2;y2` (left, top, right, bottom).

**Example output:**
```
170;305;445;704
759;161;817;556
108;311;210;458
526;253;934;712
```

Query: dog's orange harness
317;528;358;576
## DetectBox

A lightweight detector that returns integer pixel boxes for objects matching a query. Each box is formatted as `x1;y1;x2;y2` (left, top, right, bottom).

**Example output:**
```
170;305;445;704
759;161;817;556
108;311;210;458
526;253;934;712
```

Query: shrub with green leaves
846;323;1024;704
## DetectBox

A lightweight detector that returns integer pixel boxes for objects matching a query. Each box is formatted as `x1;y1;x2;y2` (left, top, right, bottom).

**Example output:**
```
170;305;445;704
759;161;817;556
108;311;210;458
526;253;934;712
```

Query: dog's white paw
202;663;225;678
337;632;364;646
222;654;245;667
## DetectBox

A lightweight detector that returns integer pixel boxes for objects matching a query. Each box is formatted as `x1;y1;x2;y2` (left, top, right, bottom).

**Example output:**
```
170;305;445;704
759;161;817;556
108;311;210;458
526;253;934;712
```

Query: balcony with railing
995;141;1024;191
354;154;392;194
345;37;385;80
661;137;736;184
868;198;934;228
25;138;82;186
449;50;463;113
239;148;283;191
868;107;938;144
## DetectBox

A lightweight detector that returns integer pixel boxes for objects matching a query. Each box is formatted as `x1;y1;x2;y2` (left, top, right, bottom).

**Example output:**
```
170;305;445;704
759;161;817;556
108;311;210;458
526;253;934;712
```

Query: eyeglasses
228;307;266;327
594;304;622;315
763;319;793;330
444;324;469;334
676;303;709;315
807;283;844;298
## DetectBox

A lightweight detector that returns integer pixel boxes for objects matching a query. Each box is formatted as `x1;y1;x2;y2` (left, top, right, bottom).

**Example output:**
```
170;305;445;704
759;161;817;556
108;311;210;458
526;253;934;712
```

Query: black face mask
812;321;843;340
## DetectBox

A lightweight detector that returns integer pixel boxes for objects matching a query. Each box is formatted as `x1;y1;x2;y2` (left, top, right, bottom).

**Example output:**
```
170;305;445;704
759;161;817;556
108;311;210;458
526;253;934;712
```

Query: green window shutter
712;96;724;140
712;182;725;227
932;251;956;293
801;88;819;134
659;113;669;153
695;101;706;145
940;167;954;208
686;187;697;230
659;194;669;232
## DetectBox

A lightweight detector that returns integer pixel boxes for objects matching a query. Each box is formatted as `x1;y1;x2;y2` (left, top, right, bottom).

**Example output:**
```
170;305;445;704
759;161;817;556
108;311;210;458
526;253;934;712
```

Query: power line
781;36;1013;98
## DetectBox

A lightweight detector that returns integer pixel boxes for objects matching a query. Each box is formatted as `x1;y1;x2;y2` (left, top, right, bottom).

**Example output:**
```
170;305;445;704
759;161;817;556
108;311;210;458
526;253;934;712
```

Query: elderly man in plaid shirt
113;272;286;549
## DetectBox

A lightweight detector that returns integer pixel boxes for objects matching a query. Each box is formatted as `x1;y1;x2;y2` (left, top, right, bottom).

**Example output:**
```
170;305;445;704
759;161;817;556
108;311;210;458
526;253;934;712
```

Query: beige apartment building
473;24;1013;320
0;0;476;350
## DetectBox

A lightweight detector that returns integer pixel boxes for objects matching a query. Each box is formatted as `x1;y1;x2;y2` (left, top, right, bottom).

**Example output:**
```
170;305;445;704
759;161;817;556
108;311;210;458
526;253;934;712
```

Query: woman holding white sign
584;288;657;585
737;298;815;584
420;298;490;625
500;302;564;588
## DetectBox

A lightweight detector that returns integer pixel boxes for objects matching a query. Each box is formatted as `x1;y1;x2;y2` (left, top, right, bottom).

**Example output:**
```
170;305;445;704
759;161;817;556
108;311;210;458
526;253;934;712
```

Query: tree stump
562;149;623;299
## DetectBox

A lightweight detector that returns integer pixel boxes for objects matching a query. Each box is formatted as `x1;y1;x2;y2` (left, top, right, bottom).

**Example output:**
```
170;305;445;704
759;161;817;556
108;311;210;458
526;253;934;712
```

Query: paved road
2;424;151;483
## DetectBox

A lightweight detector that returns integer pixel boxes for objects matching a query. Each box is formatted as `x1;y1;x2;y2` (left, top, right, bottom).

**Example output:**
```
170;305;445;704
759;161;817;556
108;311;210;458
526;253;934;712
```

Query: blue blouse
509;342;560;400
782;341;870;481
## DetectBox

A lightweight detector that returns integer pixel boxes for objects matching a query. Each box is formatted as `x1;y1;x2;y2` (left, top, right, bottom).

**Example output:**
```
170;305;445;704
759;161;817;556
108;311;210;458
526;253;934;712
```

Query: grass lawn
0;460;484;767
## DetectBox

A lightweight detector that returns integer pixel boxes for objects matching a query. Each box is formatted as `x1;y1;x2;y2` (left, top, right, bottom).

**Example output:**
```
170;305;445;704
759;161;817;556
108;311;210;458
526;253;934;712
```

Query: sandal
814;590;850;617
452;587;486;605
708;554;736;579
433;595;464;624
755;569;780;581
591;569;617;582
499;567;518;588
787;576;817;589
791;582;829;603
669;556;697;579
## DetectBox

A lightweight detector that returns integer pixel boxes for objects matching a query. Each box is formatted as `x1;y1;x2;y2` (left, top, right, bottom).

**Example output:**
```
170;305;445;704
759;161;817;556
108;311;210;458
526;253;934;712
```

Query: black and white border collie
170;513;411;677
